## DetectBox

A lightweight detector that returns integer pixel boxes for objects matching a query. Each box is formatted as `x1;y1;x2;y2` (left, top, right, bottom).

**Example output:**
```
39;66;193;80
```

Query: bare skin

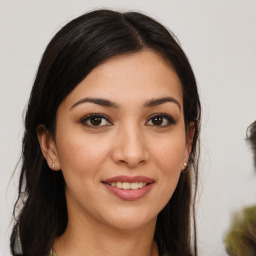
38;49;194;256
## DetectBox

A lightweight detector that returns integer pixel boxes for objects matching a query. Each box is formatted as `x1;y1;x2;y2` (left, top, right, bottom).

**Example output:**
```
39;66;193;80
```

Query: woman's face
42;49;193;231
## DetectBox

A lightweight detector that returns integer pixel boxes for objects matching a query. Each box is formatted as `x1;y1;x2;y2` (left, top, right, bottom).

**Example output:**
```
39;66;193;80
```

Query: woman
224;121;256;256
10;9;201;256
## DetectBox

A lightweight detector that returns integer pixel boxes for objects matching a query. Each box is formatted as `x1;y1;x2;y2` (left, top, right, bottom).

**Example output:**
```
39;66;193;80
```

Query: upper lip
102;175;154;184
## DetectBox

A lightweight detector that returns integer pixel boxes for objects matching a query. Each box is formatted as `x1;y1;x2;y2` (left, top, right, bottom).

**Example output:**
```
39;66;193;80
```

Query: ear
182;122;195;170
37;125;60;171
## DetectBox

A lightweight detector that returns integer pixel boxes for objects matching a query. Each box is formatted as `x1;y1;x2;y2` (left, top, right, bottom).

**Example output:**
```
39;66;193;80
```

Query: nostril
121;158;146;168
111;137;148;168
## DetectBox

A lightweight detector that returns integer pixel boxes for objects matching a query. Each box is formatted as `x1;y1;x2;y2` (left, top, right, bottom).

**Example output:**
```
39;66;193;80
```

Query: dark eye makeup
80;114;112;128
79;113;176;129
146;113;176;127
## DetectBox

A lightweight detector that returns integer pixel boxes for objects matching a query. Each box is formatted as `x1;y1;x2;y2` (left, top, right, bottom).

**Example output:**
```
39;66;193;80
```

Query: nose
111;124;148;168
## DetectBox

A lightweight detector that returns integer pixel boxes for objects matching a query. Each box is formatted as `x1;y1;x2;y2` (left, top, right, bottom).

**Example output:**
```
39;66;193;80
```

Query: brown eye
151;116;164;126
146;114;176;127
90;116;103;126
81;114;111;128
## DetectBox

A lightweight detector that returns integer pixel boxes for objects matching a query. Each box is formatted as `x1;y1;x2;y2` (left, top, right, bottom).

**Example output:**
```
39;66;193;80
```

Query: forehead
62;49;183;108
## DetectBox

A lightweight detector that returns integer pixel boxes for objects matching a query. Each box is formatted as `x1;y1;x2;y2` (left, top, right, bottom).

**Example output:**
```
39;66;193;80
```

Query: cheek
56;132;111;176
150;134;186;205
151;135;186;173
56;135;111;205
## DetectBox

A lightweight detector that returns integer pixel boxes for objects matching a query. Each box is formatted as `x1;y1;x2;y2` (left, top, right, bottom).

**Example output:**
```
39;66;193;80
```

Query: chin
101;207;158;232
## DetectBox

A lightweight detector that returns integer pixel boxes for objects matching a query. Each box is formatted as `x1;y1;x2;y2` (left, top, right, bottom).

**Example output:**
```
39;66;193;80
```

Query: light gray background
1;1;256;255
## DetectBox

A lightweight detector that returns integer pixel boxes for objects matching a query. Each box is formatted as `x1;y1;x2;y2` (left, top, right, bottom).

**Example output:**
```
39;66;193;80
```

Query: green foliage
224;205;256;256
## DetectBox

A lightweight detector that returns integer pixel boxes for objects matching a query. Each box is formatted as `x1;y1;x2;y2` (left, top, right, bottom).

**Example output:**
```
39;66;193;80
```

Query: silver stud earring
52;163;55;170
183;162;187;167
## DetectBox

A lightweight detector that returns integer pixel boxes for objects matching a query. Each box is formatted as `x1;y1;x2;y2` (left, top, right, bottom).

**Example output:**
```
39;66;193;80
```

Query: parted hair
10;9;201;256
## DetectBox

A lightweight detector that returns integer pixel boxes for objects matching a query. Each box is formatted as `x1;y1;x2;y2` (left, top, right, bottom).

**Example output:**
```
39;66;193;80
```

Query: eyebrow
70;96;181;111
144;97;181;111
70;97;119;110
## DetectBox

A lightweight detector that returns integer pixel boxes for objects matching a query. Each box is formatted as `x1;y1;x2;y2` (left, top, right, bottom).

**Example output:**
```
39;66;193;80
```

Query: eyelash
146;113;176;127
80;114;112;128
80;113;176;129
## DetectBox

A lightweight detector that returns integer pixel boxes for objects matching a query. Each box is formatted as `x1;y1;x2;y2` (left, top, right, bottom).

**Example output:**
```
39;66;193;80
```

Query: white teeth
138;182;143;188
116;182;122;188
109;182;147;189
131;182;138;189
122;182;131;189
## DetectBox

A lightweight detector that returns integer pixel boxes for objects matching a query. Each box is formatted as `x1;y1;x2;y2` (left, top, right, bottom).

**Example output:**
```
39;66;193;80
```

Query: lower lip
103;183;153;200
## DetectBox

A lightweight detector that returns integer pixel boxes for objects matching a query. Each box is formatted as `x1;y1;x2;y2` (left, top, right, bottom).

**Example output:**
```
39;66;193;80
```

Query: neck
54;208;159;256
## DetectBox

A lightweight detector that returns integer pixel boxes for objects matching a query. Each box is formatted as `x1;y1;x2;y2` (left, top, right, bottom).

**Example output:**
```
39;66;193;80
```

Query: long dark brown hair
10;9;201;256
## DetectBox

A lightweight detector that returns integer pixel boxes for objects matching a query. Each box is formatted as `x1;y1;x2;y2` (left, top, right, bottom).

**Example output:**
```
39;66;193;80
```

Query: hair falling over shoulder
10;9;201;256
